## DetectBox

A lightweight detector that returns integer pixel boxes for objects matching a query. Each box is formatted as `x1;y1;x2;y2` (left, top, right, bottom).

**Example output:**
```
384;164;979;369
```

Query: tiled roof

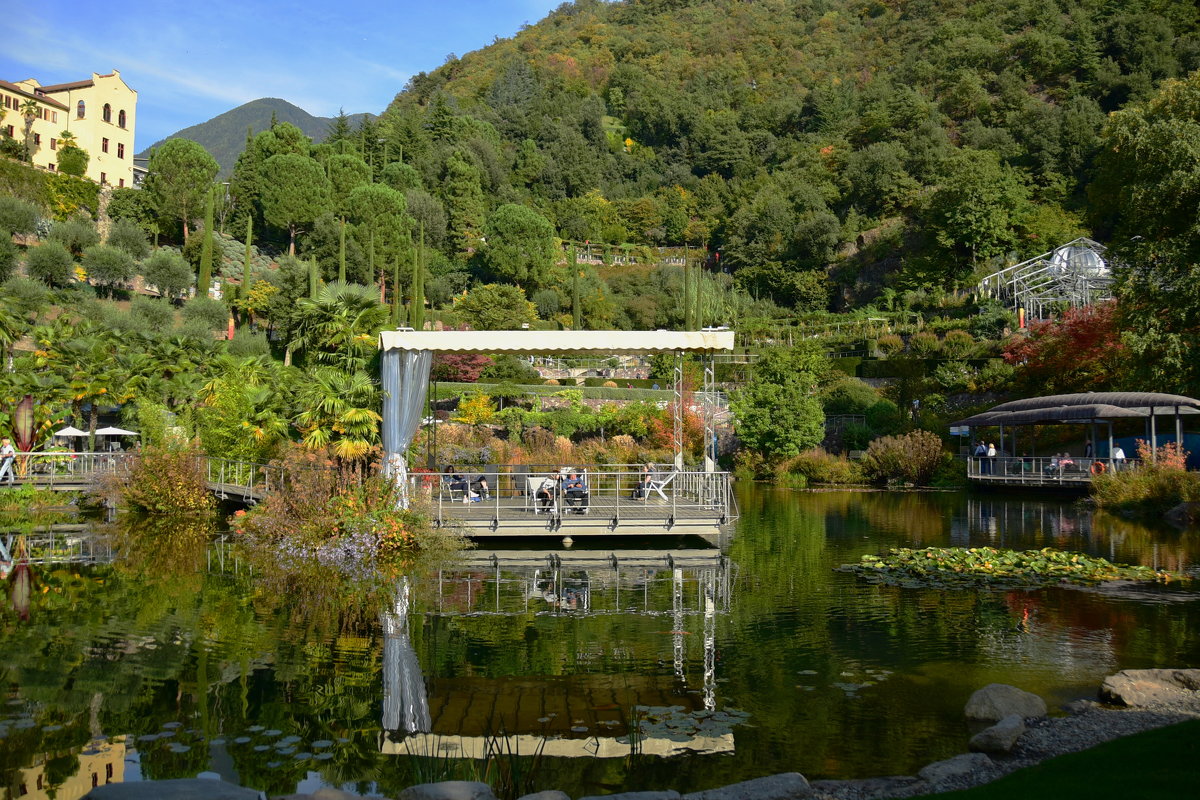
0;80;69;110
38;79;95;92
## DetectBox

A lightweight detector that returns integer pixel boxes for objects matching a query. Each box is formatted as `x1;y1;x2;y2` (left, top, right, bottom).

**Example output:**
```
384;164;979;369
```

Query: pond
2;485;1198;799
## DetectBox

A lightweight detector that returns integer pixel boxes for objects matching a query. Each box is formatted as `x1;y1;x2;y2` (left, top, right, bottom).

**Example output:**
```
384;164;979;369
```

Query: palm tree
290;282;390;373
20;99;39;162
294;367;381;464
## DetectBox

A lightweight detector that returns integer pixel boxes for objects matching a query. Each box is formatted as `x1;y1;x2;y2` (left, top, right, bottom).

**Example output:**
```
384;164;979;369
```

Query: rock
577;793;679;800
964;684;1047;722
808;777;918;797
917;753;993;785
516;793;572;800
1099;669;1200;707
681;773;812;800
85;779;261;800
1164;502;1200;528
271;795;315;800
312;790;362;800
1061;699;1100;715
399;783;498;800
969;714;1025;754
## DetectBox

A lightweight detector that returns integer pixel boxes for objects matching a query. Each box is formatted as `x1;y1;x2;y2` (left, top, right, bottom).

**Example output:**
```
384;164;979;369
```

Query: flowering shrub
1092;440;1199;511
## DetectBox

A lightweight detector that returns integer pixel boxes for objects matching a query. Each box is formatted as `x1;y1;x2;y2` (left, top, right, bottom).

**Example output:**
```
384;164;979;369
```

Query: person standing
987;442;997;475
974;441;987;475
1112;444;1126;472
0;438;15;486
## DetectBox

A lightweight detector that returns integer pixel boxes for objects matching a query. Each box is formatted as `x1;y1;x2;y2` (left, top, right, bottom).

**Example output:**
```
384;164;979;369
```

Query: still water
2;486;1199;799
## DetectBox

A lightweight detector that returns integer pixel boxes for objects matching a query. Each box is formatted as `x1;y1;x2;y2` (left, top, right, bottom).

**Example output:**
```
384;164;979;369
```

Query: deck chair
526;475;557;514
643;468;676;501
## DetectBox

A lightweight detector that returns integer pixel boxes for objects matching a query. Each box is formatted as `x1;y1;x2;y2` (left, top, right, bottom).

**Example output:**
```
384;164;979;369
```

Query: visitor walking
974;441;987;475
0;438;14;486
987;442;997;475
1112;444;1126;472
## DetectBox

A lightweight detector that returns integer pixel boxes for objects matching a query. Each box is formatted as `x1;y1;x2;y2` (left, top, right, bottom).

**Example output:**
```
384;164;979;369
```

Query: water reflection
0;490;1196;799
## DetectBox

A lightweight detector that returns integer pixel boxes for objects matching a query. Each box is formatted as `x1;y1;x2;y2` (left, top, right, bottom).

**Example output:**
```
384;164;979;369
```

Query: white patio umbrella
94;426;138;436
53;426;89;437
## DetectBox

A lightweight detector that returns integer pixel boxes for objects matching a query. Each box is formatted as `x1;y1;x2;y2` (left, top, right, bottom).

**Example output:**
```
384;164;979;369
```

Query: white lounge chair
644;469;676;501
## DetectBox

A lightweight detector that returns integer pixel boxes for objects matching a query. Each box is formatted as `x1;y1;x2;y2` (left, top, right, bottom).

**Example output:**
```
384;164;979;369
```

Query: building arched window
102;103;112;123
118;109;126;128
77;100;85;118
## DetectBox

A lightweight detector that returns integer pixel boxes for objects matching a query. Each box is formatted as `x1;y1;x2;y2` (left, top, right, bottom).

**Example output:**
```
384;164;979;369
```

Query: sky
1;0;564;149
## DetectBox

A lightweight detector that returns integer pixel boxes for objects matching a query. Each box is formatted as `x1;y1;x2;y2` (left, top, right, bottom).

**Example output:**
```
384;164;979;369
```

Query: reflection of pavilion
380;552;734;758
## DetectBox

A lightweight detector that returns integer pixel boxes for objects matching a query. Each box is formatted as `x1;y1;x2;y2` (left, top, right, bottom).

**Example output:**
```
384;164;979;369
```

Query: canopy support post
1149;405;1157;462
673;352;684;470
703;352;717;473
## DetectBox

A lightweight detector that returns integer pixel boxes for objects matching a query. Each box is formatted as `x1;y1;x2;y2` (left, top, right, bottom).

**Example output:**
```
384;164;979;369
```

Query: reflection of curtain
381;348;433;507
381;578;431;734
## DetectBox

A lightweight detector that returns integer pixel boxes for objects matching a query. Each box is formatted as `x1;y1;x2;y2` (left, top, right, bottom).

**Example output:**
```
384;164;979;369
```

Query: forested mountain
140;98;373;175
363;0;1199;299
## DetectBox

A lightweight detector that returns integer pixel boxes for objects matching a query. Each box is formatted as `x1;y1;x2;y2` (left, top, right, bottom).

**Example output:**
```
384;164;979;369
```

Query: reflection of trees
1091;511;1199;572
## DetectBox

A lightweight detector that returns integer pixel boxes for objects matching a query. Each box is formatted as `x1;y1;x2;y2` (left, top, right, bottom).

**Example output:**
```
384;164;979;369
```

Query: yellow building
1;70;137;188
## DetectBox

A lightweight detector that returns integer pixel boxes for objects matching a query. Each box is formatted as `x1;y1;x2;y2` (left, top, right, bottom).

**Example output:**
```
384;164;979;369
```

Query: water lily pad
234;736;252;744
315;752;334;760
137;734;160;742
797;669;818;675
277;746;295;755
311;740;333;748
336;737;350;743
570;726;588;733
15;720;36;729
210;738;226;746
254;745;270;751
42;724;62;732
263;729;282;737
162;722;183;729
537;717;551;723
293;752;311;760
247;725;264;732
267;761;282;768
279;735;301;744
167;744;190;753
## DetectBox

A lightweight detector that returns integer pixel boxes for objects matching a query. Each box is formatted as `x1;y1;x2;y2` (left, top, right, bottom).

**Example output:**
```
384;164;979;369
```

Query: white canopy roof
53;426;88;437
379;329;736;355
95;426;138;436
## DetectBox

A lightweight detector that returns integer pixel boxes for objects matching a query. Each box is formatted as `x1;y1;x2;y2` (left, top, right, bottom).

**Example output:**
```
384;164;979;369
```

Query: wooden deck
966;456;1129;488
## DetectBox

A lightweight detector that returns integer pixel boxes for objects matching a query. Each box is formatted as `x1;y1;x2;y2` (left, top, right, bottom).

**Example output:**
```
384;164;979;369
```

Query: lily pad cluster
619;705;751;746
837;547;1181;589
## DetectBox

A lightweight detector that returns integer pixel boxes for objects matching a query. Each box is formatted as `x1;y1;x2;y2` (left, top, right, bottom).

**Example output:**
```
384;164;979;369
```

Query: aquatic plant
838;546;1184;589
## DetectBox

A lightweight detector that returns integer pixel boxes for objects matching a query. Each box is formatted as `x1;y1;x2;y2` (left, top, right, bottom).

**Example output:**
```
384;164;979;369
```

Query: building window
118;109;126;128
5;125;13;137
33;133;40;146
77;100;85;118
52;110;57;123
117;143;124;159
50;137;56;150
100;172;106;184
103;103;112;123
119;178;124;187
102;137;109;153
48;163;55;171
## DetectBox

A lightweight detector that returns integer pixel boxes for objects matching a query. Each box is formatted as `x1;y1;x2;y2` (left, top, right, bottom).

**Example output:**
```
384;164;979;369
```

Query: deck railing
967;456;1136;484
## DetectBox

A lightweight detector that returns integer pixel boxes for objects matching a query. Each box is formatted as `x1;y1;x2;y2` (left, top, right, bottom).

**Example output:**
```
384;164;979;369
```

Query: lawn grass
913;719;1200;800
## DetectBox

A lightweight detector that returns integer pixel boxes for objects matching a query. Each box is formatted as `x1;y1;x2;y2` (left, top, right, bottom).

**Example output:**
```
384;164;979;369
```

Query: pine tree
571;245;581;330
241;216;253;304
198;185;214;298
443;151;485;260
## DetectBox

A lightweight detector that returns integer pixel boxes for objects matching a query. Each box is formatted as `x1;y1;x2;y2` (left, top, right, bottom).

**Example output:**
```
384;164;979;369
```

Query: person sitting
630;464;652;499
1058;454;1075;472
535;473;558;511
563;471;588;513
446;468;470;495
471;474;490;500
1044;454;1061;476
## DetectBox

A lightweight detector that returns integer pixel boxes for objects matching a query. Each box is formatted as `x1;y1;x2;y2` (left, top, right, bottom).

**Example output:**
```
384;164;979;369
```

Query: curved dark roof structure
952;392;1200;427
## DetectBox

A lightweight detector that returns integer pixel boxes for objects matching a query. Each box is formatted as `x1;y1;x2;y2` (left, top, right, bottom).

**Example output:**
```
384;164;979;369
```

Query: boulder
312;791;359;800
1100;669;1200;707
1061;699;1100;715
681;772;812;800
808;777;918;797
86;779;261;800
399;782;498;800
968;714;1025;754
516;793;572;800
578;793;679;800
964;684;1047;721
917;753;993;785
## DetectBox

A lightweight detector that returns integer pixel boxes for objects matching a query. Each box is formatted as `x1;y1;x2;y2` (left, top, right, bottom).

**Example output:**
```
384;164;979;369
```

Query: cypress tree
309;257;319;300
694;262;704;329
197;185;214;298
338;218;346;283
241;216;253;304
682;260;692;330
571;245;581;330
410;223;426;331
392;255;405;326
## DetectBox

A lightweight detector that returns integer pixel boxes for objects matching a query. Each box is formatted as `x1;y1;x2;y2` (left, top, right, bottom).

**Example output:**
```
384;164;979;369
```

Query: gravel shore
808;693;1200;799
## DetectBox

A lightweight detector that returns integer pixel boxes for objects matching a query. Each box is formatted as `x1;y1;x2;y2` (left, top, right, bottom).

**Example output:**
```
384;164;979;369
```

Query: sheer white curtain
381;348;433;508
381;577;431;734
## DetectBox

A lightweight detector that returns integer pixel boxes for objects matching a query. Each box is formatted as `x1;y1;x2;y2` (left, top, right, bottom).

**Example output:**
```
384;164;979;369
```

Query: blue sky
1;0;564;149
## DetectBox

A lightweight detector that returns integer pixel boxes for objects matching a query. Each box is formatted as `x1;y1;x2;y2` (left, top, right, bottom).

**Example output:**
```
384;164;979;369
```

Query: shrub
544;378;560;385
82;244;134;293
181;296;229;332
25;241;76;287
861;429;945;485
822;377;879;415
777;449;865;485
941;329;975;359
228;328;271;356
106;218;151;259
532;288;562;318
56;145;89;177
110;447;216;514
602;380;618;388
876;333;904;355
908;331;941;356
129;295;175;329
933;360;973;392
141;249;194;300
0;196;39;235
0;234;16;283
47;215;99;256
1091;441;1200;511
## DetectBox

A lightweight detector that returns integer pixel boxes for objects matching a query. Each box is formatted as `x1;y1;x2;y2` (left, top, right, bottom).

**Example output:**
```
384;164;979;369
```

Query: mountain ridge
139;97;374;175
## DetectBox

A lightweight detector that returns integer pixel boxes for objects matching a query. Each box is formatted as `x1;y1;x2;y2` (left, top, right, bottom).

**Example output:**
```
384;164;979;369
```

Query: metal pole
673;352;684;470
703;352;716;473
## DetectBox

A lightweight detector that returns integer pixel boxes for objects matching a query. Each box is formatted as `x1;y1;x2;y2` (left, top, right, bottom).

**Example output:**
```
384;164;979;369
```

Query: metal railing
967;456;1135;483
420;465;737;532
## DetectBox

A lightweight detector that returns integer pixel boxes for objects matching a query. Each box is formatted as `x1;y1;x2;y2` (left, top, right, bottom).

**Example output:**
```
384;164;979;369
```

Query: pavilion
378;329;738;537
951;392;1200;485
